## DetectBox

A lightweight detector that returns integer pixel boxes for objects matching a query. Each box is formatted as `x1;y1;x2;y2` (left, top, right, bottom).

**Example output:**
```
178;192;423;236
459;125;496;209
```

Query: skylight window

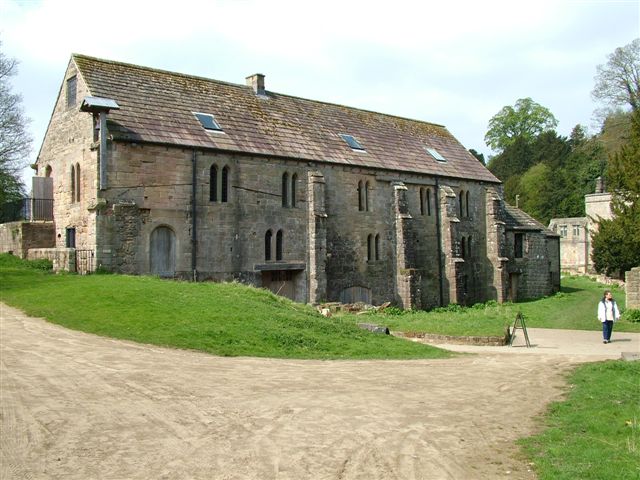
340;134;365;151
194;112;223;131
426;147;446;162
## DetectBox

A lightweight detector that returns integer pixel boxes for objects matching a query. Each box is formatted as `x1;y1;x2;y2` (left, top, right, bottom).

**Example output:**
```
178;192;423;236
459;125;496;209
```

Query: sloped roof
504;204;560;236
73;54;500;183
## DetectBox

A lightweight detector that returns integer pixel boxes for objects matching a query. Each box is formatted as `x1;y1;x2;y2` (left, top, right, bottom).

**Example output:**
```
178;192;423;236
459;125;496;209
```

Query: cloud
1;0;639;182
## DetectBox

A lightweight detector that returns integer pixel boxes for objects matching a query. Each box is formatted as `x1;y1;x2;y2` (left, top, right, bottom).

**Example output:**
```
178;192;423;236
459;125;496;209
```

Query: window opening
265;230;272;261
515;233;524;258
375;234;380;261
425;147;446;162
458;190;464;217
419;188;425;215
427;188;432;216
70;165;76;202
358;181;364;211
66;227;76;248
276;230;283;261
340;134;365;151
221;166;229;202
45;165;52;178
291;174;297;208
461;237;466;258
367;234;373;261
573;225;581;237
282;172;289;207
365;181;370;212
194;112;223;131
66;76;77;108
209;165;218;202
559;225;567;238
75;163;81;202
465;191;470;217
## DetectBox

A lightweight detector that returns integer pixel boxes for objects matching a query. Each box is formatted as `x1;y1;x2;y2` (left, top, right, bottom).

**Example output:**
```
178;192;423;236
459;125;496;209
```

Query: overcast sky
1;0;639;185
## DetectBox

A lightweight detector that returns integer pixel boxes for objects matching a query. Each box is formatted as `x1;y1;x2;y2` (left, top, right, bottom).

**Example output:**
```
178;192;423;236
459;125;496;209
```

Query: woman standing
597;290;621;344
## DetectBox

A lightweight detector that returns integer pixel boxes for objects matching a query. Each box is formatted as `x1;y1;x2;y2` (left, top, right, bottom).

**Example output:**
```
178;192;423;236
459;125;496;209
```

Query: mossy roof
504;204;559;236
73;54;500;183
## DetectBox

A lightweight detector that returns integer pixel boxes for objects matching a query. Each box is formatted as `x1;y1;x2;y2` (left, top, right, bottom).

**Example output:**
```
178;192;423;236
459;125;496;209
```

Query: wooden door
150;226;175;277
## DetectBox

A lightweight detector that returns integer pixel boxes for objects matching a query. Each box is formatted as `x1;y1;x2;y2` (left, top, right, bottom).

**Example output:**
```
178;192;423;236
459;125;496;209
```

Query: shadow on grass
560;286;583;293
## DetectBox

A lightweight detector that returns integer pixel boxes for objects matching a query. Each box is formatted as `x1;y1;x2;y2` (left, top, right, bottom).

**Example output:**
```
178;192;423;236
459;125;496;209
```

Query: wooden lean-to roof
72;54;500;183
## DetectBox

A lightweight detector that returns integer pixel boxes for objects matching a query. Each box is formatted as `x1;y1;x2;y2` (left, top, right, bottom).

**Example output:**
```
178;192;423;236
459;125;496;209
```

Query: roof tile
73;54;500;183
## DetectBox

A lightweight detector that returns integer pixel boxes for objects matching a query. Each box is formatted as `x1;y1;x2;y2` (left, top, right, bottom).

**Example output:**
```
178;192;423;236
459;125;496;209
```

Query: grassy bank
352;275;639;336
0;254;449;360
520;361;640;479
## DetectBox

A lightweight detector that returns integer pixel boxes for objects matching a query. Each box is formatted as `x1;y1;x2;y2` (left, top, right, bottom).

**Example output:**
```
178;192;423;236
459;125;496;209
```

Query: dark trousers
602;320;614;341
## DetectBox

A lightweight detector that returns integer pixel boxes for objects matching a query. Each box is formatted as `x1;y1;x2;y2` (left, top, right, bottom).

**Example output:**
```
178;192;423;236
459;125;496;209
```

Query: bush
621;309;640;323
27;259;53;270
0;254;52;271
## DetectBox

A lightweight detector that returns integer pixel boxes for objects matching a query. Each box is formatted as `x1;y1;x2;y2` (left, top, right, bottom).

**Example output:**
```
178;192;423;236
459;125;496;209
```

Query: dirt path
0;304;631;480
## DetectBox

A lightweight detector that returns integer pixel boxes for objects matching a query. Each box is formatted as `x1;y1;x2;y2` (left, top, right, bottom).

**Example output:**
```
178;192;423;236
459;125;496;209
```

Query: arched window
458;190;464;218
467;235;472;258
45;165;52;177
367;234;373;261
466;191;470;218
358;181;364;211
461;237;466;258
365;181;370;211
221;166;229;203
209;165;218;202
419;188;425;215
265;230;272;261
276;230;283;261
282;172;289;207
70;165;76;202
426;188;432;216
291;173;297;208
75;163;81;202
375;234;380;261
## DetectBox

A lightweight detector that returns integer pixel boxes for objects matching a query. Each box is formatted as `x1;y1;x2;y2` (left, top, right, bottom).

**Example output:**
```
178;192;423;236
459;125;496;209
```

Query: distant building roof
72;54;500;183
504;204;559;237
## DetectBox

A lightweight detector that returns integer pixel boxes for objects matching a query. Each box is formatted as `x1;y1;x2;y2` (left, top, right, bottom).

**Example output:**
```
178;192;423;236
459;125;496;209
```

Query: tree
468;148;485;164
519;163;554;224
592;38;640;113
0;42;30;206
592;108;640;276
484;97;558;152
487;136;534;181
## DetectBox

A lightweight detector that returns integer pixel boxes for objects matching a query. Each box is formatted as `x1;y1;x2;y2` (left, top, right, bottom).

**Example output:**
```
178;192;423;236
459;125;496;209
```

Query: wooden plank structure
509;312;531;347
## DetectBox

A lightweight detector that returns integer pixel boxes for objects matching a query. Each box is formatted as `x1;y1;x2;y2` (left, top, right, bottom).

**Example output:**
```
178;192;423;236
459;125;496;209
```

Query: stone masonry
25;54;560;309
626;267;640;309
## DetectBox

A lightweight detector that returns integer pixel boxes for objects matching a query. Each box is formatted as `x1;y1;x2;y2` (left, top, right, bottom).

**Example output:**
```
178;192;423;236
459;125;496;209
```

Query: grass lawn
348;275;640;336
520;360;640;480
0;254;450;360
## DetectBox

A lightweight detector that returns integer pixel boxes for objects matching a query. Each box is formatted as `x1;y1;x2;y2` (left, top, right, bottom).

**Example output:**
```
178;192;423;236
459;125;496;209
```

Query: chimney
595;176;605;194
246;73;266;96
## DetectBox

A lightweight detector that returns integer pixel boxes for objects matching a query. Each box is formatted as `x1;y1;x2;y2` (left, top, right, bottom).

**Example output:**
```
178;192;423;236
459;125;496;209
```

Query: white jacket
597;299;620;322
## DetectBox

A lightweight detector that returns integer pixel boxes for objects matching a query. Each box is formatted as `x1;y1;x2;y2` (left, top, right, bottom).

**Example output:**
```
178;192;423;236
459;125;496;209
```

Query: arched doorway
150;226;176;277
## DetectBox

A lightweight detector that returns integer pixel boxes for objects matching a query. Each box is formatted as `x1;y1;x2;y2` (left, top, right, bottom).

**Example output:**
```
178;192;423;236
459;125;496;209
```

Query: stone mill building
9;54;560;308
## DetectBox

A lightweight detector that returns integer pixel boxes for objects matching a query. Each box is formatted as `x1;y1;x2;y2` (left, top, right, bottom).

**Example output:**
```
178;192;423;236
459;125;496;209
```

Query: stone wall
626;267;640;309
31;60;558;308
548;217;590;273
35;58;98;253
585;192;613;222
0;222;55;258
28;248;76;272
81;139;511;308
506;229;558;301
